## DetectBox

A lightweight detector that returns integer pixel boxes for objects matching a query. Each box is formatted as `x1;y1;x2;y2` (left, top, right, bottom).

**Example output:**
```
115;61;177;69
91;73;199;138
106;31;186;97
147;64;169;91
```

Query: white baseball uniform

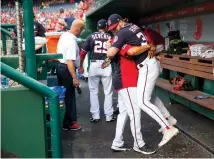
110;44;170;149
137;57;170;129
110;43;145;149
113;87;171;148
110;23;171;130
112;87;145;148
81;31;114;121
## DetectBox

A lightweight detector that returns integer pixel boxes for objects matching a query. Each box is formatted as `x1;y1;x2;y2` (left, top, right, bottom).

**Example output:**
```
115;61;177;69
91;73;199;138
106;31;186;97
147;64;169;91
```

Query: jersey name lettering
129;24;140;33
92;33;111;40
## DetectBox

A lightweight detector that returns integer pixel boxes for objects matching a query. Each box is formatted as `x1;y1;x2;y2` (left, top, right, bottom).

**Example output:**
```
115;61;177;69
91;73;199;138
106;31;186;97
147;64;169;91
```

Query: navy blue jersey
82;32;112;60
111;23;148;65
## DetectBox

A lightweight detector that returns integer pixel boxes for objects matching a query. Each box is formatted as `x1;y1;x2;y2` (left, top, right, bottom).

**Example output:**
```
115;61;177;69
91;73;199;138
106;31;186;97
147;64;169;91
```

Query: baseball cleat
158;126;179;147
90;117;100;123
168;116;177;126
158;116;177;133
106;116;117;122
111;145;132;152
133;144;156;155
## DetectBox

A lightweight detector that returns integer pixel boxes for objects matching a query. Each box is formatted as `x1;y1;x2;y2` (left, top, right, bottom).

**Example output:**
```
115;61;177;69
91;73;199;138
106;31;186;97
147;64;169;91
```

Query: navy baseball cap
107;14;122;31
97;19;107;29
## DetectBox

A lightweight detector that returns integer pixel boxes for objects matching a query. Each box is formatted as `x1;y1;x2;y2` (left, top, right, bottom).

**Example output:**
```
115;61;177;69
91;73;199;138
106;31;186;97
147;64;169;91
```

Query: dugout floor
62;81;214;158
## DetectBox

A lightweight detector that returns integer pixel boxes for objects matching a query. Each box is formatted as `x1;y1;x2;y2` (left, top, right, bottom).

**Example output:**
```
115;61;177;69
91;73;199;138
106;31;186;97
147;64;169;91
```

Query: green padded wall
203;79;214;95
1;87;48;158
1;56;19;69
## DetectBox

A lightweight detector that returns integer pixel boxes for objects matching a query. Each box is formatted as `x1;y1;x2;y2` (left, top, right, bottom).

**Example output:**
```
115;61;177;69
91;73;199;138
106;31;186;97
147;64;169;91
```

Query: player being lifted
79;19;116;122
105;27;157;154
105;14;178;149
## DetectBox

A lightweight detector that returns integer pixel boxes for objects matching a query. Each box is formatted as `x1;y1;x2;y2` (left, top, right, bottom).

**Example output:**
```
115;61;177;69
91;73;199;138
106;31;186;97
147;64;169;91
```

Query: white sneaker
168;116;177;126
106;115;116;122
133;144;156;155
158;126;179;147
158;116;177;133
111;145;132;151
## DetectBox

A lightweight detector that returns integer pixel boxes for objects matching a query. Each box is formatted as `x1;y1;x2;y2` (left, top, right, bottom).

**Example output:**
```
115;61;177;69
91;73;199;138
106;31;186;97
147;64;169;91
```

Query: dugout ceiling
87;0;189;22
86;0;213;23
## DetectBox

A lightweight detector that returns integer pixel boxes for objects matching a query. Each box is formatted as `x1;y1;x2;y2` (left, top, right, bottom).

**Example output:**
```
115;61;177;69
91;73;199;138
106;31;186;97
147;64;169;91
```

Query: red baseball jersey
111;38;138;91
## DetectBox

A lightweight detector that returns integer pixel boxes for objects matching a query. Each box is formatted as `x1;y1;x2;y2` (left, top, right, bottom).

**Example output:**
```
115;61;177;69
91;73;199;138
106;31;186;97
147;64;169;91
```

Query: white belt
137;57;156;69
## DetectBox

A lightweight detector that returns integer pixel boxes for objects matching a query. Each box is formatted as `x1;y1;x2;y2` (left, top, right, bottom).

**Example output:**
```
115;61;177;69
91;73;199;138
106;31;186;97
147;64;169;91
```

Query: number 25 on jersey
94;40;107;53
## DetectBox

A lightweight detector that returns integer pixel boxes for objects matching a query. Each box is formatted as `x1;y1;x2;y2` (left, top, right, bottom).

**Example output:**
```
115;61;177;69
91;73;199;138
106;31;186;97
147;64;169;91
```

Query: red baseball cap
107;14;122;31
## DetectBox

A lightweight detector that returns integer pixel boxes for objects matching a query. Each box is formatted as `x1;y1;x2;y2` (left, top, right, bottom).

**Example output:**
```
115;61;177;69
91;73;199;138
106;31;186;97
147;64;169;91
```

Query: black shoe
106;116;117;122
111;144;132;152
90;117;100;123
133;144;156;155
113;108;119;115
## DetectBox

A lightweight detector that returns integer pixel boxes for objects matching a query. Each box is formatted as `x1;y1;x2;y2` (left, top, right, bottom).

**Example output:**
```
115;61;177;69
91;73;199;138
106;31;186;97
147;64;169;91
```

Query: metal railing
1;62;62;158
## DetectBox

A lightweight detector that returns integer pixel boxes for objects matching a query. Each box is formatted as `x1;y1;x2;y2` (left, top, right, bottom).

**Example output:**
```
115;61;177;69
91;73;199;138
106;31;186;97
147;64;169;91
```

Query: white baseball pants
137;58;170;129
83;54;89;78
112;87;145;148
151;92;170;118
88;60;113;120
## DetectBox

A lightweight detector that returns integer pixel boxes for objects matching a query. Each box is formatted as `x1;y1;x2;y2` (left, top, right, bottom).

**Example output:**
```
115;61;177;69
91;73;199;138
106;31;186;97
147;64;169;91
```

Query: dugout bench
155;53;214;120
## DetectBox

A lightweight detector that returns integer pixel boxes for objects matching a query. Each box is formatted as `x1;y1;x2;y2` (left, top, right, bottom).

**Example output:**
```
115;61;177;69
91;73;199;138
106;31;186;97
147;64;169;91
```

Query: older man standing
56;19;85;130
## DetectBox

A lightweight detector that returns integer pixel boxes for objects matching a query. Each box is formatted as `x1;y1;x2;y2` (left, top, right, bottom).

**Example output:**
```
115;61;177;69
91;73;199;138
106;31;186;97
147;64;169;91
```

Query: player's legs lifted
151;94;177;132
152;60;177;129
151;60;177;131
137;58;179;147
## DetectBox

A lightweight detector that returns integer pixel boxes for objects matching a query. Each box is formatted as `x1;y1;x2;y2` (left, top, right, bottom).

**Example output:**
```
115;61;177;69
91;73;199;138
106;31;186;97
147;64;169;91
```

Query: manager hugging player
79;13;179;155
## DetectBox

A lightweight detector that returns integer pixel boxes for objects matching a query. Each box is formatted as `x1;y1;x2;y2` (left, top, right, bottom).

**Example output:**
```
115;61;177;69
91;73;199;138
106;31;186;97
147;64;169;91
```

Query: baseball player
78;19;115;122
105;36;156;154
106;14;178;148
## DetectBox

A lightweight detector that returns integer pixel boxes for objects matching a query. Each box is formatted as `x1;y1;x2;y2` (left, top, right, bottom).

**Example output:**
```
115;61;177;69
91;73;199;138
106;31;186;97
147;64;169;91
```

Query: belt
137;57;156;69
59;62;77;69
138;64;144;68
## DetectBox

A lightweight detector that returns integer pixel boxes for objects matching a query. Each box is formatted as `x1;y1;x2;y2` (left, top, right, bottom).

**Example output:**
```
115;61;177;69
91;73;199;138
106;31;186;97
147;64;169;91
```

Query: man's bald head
70;19;85;36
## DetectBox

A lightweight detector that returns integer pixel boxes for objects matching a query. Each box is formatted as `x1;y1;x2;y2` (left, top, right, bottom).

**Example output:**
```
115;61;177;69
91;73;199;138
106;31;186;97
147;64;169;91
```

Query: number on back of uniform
94;40;107;53
136;32;148;45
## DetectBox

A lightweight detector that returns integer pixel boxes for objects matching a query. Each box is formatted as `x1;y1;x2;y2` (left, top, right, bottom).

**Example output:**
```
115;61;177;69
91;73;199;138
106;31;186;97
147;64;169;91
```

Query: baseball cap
107;14;122;31
97;19;107;29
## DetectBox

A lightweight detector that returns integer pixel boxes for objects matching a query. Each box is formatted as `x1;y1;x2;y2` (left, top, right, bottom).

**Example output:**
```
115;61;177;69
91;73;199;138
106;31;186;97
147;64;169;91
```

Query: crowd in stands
41;0;66;8
1;0;94;32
